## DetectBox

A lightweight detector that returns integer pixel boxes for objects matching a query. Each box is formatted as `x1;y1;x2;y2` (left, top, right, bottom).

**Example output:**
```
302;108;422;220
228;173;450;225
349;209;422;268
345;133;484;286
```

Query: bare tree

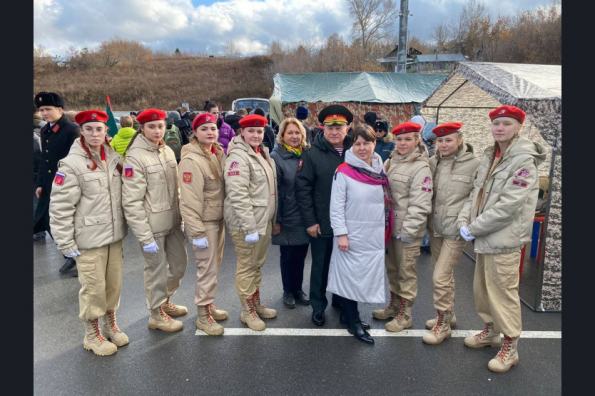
346;0;399;58
430;24;450;52
224;40;241;56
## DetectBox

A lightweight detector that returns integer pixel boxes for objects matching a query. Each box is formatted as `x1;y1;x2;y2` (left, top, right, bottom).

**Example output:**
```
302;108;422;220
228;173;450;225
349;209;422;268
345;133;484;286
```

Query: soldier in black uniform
34;92;80;274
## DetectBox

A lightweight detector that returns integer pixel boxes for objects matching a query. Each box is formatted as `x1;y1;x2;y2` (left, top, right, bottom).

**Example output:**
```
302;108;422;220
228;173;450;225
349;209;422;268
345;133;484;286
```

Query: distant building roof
376;57;415;64
416;54;467;63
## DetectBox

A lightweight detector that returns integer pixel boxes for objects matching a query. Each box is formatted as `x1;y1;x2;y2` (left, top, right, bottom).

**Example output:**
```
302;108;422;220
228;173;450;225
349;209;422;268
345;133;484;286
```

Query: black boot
294;290;310;305
348;323;375;345
283;292;296;309
331;294;342;309
340;311;371;330
59;258;77;274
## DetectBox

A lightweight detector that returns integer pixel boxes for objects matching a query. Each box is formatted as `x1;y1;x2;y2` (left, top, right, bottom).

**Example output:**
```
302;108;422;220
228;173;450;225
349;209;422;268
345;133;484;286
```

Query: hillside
33;55;274;111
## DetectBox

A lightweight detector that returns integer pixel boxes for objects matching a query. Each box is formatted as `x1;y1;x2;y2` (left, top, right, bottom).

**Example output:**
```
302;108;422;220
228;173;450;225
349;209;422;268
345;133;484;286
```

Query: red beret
192;113;218;130
489;105;525;124
433;122;463;137
239;114;268;128
391;122;422;136
75;110;108;125
136;109;166;124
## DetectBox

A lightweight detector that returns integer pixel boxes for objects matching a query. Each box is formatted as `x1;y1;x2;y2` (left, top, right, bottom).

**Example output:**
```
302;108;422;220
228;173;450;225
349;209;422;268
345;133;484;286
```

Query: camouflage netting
421;62;562;311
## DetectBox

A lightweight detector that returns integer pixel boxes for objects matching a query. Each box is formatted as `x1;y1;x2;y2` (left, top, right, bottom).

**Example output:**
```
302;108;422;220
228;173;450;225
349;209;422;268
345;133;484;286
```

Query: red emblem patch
298;159;303;171
54;172;65;186
183;172;192;183
229;161;239;170
422;176;432;185
422;186;432;193
512;180;528;188
124;166;133;178
52;124;59;133
227;171;240;176
515;169;530;179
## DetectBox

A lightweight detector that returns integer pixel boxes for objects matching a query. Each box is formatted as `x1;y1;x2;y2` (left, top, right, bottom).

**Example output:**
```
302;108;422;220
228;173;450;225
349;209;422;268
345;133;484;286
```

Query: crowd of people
34;91;546;374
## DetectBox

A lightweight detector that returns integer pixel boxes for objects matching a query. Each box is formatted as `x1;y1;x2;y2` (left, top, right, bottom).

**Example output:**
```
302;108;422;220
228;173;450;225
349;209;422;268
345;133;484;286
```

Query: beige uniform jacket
122;134;182;245
178;141;226;240
428;143;481;240
49;139;127;255
458;137;547;254
223;136;278;235
384;142;433;241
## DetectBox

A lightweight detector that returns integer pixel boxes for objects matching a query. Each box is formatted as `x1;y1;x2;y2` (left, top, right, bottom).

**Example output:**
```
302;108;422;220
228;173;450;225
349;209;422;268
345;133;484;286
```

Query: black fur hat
35;92;64;108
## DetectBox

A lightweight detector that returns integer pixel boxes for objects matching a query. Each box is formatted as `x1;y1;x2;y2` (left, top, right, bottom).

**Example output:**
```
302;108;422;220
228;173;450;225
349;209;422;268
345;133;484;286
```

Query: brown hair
277;118;307;148
119;115;133;128
80;134;122;174
236;109;248;116
351;125;376;143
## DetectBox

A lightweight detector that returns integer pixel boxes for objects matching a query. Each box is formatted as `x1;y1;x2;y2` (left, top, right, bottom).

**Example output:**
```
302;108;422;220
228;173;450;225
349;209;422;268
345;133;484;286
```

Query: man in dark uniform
34;92;80;274
295;105;370;328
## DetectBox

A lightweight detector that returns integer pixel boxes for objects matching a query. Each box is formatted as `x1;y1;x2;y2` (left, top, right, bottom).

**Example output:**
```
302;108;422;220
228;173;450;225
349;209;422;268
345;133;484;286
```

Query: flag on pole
106;95;119;137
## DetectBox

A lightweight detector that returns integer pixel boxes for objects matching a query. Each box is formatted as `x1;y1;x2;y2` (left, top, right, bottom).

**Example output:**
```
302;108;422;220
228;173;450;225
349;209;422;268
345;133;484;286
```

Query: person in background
363;111;377;128
295;105;313;145
34;92;81;273
295;105;359;327
164;113;183;163
254;108;276;151
122;109;188;333
422;122;480;345
224;114;278;331
64;110;78;123
245;107;253;115
205;101;234;154
179;113;228;336
33;105;47;244
270;118;311;309
225;112;243;136
420;119;437;158
327;125;393;345
373;122;432;333
236;109;248;117
180;106;191;120
110;115;136;158
49;110;129;356
412;115;433;254
373;120;395;162
34;104;47;139
458;106;546;373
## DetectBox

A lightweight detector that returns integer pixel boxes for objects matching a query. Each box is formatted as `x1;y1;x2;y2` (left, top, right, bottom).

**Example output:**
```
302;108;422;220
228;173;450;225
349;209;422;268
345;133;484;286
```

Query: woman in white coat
327;126;394;345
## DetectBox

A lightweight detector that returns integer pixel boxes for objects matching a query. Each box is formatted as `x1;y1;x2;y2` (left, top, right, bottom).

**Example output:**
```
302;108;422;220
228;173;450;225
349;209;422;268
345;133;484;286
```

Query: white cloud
34;0;556;57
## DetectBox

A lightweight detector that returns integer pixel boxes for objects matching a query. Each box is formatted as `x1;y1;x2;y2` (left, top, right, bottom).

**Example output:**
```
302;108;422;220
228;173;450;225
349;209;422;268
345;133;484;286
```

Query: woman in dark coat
270;117;311;309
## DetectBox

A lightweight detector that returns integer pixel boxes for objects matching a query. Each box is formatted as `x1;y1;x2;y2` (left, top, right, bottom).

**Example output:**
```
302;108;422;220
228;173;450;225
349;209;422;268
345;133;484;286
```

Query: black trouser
280;244;309;293
309;236;340;312
337;295;361;328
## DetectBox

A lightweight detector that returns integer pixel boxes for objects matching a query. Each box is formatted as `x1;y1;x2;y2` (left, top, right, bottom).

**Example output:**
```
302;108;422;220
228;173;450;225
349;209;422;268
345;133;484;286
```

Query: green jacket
110;127;136;157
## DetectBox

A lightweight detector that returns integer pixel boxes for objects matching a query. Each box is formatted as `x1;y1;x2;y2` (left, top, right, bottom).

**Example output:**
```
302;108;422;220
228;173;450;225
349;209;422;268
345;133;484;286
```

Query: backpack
164;126;182;162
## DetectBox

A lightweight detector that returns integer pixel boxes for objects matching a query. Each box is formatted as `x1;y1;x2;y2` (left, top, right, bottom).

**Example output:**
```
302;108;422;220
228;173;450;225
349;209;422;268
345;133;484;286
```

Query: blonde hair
277;118;307;148
120;115;133;128
435;131;465;170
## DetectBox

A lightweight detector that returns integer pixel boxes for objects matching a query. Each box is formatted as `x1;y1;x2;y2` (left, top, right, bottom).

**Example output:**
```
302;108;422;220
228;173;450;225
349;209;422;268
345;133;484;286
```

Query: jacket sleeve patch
422;176;432;185
182;172;192;183
229;161;239;170
227;170;240;176
515;168;530;178
53;172;65;186
512;180;528;188
124;166;133;178
422;186;432;193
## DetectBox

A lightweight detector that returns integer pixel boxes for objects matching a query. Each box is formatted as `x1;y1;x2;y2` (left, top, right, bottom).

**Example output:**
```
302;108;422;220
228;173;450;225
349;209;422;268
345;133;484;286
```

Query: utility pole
395;0;410;73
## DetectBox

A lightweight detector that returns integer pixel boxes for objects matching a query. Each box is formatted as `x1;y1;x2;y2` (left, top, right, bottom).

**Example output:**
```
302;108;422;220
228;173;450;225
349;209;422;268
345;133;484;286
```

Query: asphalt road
34;229;561;395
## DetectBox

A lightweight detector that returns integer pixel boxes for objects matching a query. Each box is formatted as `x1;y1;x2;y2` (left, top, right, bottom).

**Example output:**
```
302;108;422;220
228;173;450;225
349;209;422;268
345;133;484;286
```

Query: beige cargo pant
474;251;522;338
141;227;189;310
230;222;272;300
76;240;123;321
191;219;225;306
385;236;423;302
429;234;467;311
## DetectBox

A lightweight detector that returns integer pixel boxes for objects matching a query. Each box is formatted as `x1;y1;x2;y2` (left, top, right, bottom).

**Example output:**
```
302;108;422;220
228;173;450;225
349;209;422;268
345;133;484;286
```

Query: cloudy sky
34;0;558;57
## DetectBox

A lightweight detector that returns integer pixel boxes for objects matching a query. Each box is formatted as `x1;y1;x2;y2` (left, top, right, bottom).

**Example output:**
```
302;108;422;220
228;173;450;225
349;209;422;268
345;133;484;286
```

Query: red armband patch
124;166;133;178
227;171;240;176
53;172;65;186
512;180;528;188
422;186;432;193
182;172;192;183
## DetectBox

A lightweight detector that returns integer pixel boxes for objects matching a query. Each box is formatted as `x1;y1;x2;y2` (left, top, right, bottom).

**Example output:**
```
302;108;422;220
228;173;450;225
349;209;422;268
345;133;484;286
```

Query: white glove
65;250;81;258
143;241;160;253
193;237;209;249
459;226;475;241
181;224;185;233
245;232;259;243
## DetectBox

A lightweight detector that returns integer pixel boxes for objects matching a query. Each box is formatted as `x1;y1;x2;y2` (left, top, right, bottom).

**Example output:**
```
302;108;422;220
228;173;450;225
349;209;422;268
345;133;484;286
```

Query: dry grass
34;55;274;111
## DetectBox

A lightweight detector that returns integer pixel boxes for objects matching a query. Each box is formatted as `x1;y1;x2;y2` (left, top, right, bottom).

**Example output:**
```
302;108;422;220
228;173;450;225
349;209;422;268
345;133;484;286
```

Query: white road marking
195;328;561;338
